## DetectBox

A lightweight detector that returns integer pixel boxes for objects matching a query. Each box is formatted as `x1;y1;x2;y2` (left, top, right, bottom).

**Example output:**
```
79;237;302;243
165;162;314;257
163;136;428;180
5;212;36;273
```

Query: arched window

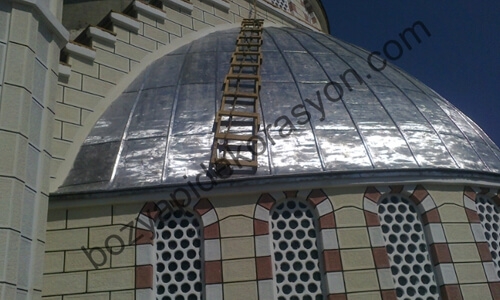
378;195;439;299
270;199;325;299
476;195;500;279
155;209;203;300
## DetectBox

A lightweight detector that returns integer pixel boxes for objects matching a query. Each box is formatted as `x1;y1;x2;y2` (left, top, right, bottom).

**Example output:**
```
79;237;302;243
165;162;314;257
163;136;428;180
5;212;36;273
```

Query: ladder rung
212;158;258;168
218;110;259;118
223;92;259;98
233;51;261;56
230;61;261;67
226;74;260;80
215;133;257;141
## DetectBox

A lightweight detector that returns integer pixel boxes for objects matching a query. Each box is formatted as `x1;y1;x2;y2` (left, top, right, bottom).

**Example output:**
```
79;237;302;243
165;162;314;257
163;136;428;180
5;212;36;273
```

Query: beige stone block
347;291;382;300
99;65;127;84
110;290;135;300
0;229;20;283
65;293;110;300
324;187;364;209
341;248;375;271
214;6;232;22
63;88;102;111
194;0;214;13
460;284;493;300
143;24;169;44
193;19;212;31
92;39;115;52
112;202;144;225
95;48;130;72
59;71;82;90
44;252;64;273
81;109;92;125
221;236;255;259
224;281;258;300
219;216;253;237
162;7;193;28
65;248;110;271
337;228;370;248
448;243;480;262
214;194;255;219
455;263;487;283
439;204;468;223
344;270;379;292
55;102;81;125
42;272;86;296
443;224;474;243
47;209;67;230
45;228;88;251
53;120;62;139
130;33;156;51
0;177;23;230
40;296;61;300
92;215;114;244
192;8;204;21
62;122;82;142
68;56;99;78
89;225;130;248
203;13;229;25
137;13;156;26
0;131;27;179
0;84;31;136
222;258;256;282
335;207;366;228
88;267;135;292
82;75;115;97
51;139;72;160
156;18;182;36
111;246;135;267
181;25;195;37
426;185;463;206
113;26;130;43
9;5;37;50
114;41;150;62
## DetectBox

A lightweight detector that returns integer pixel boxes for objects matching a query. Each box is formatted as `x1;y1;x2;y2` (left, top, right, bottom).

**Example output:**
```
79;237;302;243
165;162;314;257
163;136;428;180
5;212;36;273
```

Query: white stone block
326;272;345;294
204;239;221;261
320;228;338;250
424;223;446;244
435;263;458;285
257;279;274;300
255;234;271;257
136;244;154;265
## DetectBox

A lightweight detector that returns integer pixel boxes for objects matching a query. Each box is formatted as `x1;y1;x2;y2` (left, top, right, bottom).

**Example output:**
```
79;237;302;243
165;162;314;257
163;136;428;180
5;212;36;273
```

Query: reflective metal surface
58;27;500;194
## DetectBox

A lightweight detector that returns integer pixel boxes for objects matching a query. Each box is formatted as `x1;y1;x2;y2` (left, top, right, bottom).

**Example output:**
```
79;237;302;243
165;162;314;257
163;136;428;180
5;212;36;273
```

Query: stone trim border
463;186;500;299
253;189;346;299
134;198;223;299
363;185;464;300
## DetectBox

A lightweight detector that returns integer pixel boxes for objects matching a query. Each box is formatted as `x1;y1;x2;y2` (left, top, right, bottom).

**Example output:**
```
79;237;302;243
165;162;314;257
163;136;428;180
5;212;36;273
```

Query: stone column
0;1;67;298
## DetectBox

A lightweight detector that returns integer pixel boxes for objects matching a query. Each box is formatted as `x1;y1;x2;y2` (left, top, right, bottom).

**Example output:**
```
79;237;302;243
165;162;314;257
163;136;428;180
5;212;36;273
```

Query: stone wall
43;184;500;299
0;1;67;299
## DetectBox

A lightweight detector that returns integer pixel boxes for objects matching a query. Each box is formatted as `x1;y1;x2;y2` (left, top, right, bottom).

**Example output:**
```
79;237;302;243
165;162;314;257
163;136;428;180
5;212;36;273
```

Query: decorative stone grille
155;210;203;300
271;200;324;299
378;195;439;299
476;196;500;278
270;0;290;11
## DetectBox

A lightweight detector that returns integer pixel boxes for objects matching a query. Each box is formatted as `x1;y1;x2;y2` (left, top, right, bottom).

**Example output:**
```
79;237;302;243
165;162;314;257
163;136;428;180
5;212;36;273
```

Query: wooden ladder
211;19;264;173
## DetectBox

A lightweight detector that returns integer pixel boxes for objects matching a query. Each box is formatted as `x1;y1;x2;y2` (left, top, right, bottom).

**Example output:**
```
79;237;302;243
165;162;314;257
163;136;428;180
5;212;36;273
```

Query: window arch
475;195;500;279
270;198;326;299
377;194;439;299
155;209;203;300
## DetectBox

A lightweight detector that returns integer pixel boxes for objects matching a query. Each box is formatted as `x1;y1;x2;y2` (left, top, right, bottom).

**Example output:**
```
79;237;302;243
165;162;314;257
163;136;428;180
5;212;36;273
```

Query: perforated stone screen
270;0;290;11
378;195;439;299
155;210;202;300
271;200;324;300
476;196;500;279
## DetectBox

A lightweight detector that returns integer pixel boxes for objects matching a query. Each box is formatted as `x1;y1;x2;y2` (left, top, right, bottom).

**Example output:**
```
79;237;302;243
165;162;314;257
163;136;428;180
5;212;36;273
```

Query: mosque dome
57;26;500;194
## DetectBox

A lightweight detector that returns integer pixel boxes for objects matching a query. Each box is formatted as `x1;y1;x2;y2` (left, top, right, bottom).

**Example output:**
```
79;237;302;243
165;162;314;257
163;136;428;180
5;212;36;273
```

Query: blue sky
321;1;500;147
